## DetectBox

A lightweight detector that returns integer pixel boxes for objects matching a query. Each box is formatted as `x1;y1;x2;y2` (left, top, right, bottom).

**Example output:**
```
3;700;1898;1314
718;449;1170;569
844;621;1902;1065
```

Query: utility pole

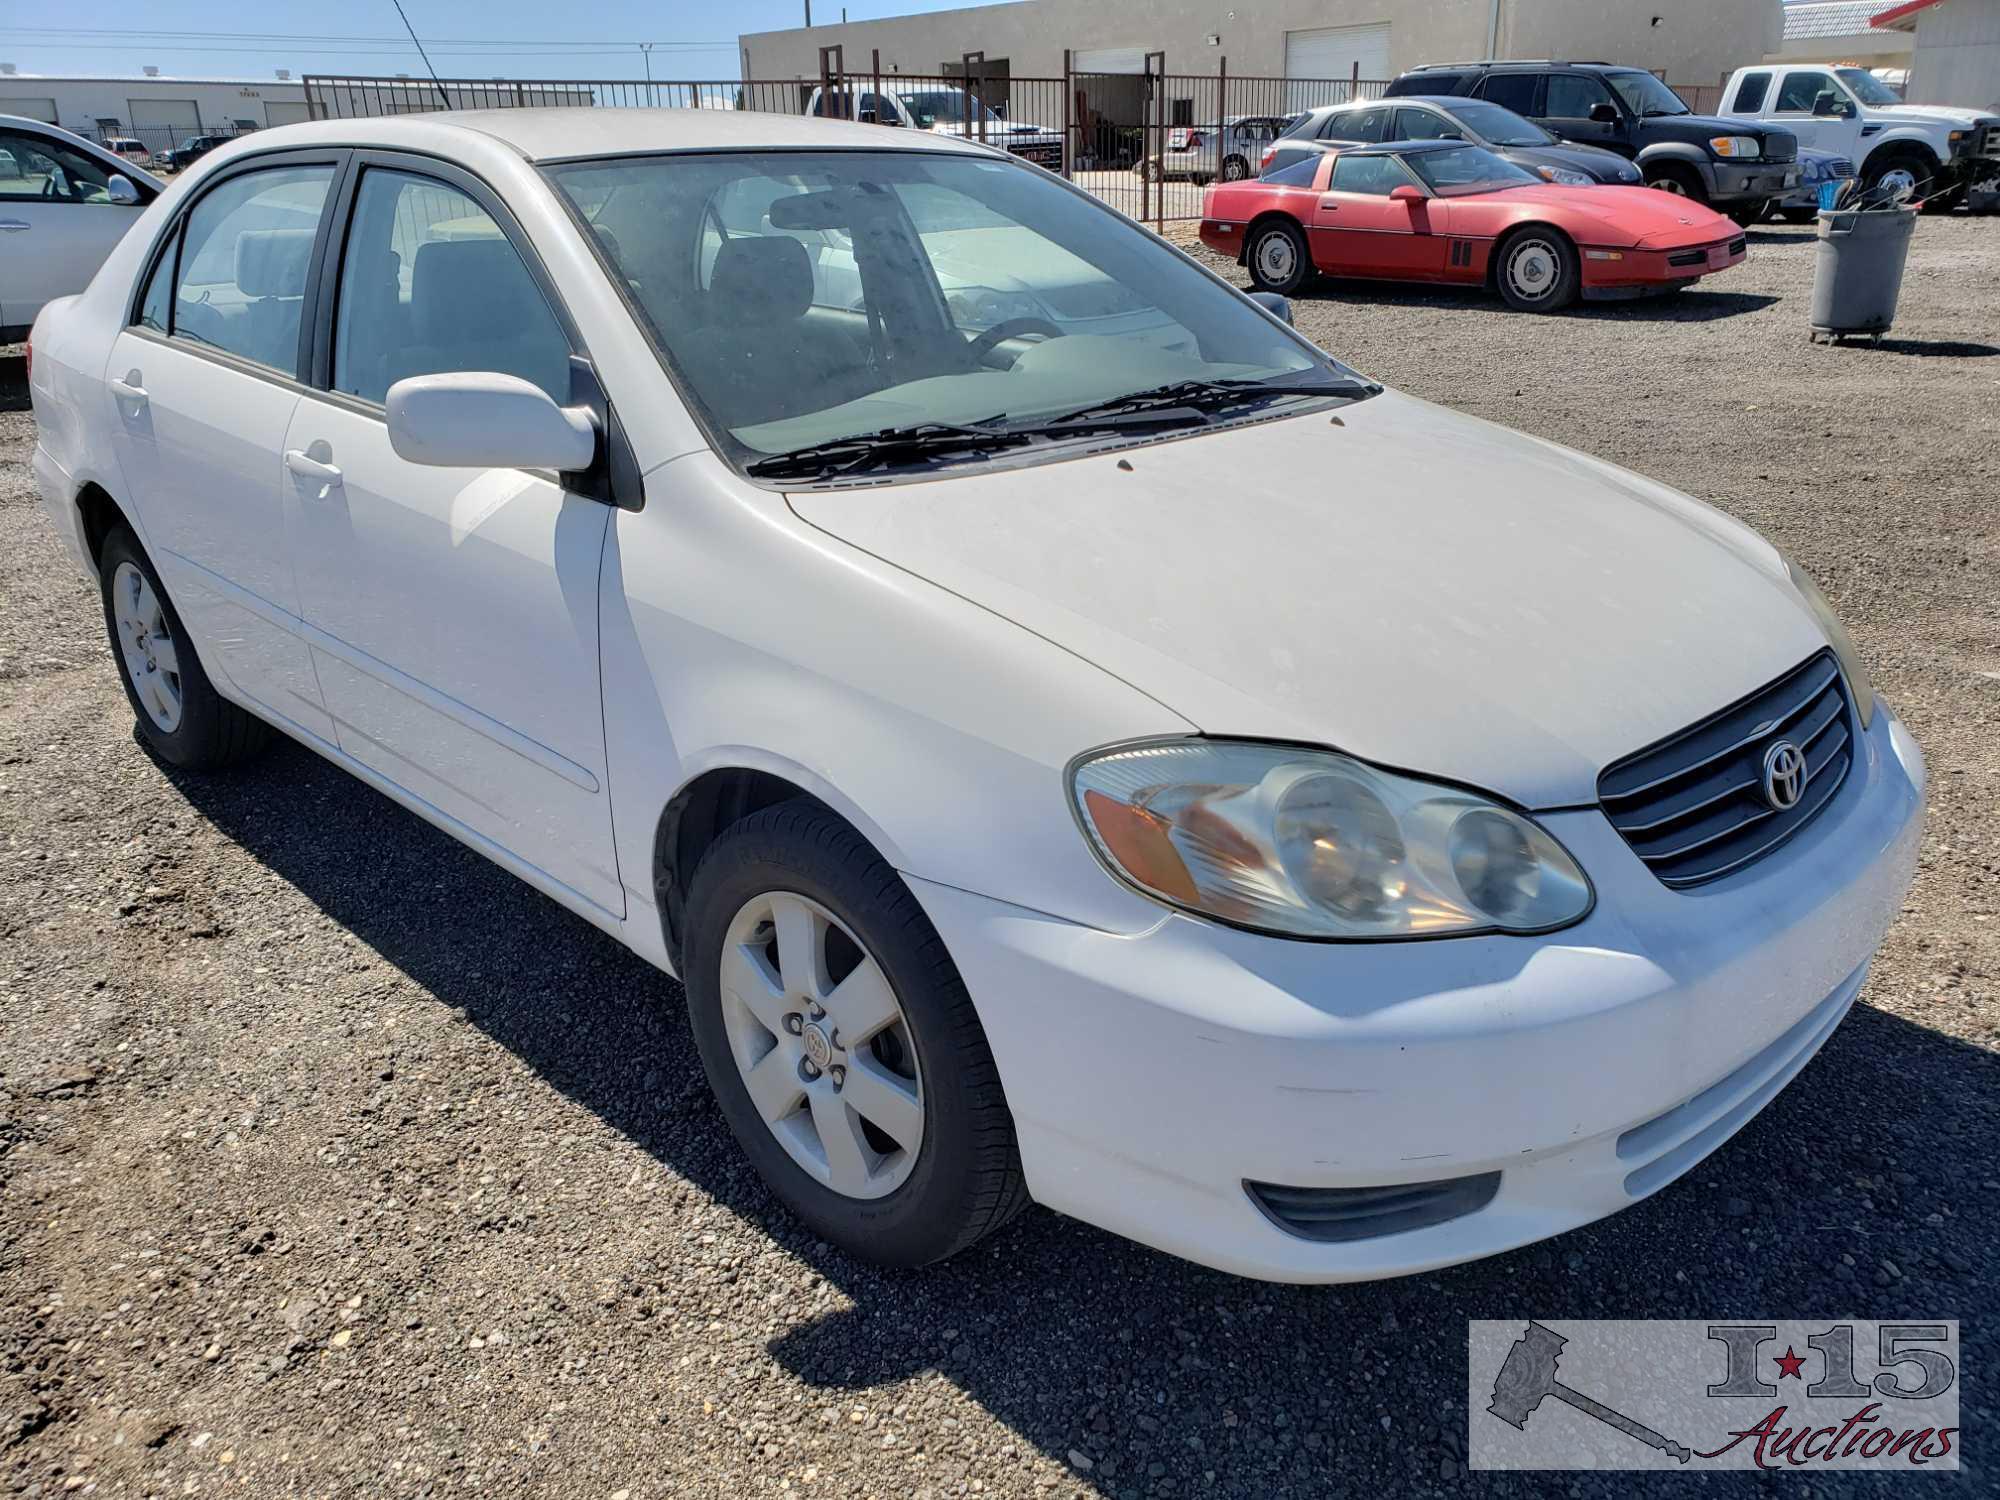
805;3;813;26
639;42;655;107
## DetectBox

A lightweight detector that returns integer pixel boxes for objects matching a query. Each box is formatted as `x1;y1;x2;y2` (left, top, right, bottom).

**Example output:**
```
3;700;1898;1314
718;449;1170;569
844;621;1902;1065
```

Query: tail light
1261;143;1278;166
1187;132;1204;150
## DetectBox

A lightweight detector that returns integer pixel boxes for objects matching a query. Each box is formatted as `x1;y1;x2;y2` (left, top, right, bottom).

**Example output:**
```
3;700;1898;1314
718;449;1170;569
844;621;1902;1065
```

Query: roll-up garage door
1284;22;1393;107
0;96;58;123
1072;47;1147;75
128;98;201;136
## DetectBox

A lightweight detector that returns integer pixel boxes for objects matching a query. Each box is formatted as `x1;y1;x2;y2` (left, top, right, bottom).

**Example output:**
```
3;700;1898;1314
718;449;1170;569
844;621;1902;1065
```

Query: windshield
1836;68;1901;106
1446;100;1553;147
549;150;1359;477
1604;71;1690;117
899;91;1002;128
1404;145;1539;195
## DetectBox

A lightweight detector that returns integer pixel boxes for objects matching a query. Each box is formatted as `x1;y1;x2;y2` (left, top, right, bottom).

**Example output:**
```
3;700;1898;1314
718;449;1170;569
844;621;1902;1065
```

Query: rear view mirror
386;372;597;473
1389;183;1426;202
1588;102;1619;124
106;175;141;205
768;188;859;230
1246;290;1293;325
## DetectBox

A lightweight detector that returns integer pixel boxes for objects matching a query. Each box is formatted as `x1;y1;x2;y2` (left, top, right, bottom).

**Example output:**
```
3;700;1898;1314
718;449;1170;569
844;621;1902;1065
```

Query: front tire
1863;151;1931;204
1495;227;1580;313
683;801;1029;1267
1246;218;1313;295
1727;199;1770;228
1644;162;1708;204
98;524;270;770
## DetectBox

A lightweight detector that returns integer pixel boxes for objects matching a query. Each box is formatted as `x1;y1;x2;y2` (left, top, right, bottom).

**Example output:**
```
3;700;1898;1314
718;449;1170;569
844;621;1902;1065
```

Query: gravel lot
3;215;1997;1499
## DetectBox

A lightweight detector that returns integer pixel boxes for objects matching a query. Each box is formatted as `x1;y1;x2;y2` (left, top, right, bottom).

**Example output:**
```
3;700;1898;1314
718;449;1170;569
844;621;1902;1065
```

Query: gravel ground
3;215;1997;1499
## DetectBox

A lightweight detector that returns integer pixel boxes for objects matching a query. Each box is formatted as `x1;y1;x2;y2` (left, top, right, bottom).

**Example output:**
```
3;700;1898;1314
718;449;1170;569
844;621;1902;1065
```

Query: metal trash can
1810;204;1917;344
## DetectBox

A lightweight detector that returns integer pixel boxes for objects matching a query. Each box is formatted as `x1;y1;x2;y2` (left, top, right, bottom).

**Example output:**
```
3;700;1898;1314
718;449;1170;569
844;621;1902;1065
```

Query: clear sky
0;0;978;82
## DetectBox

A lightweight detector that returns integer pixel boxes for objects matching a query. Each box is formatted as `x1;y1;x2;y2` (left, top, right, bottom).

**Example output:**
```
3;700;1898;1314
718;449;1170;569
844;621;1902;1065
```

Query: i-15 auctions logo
1469;1320;1959;1471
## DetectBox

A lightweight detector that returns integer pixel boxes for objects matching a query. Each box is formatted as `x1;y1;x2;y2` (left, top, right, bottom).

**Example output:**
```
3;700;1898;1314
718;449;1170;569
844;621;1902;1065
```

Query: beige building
1873;0;2000;104
740;0;1783;92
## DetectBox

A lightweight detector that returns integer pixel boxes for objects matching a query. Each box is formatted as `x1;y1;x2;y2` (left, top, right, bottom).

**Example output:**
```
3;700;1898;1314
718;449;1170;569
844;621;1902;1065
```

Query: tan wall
1904;0;2000;108
740;0;1781;90
1763;34;1915;68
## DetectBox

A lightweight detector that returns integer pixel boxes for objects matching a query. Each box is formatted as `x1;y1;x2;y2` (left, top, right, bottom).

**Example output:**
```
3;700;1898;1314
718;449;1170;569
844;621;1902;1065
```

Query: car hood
1506;142;1643;182
1867;103;1995;129
785;391;1829;808
1483;183;1736;245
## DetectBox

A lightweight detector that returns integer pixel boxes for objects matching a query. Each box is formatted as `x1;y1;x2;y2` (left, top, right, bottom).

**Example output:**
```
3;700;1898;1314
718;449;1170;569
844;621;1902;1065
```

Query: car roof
191;107;995;165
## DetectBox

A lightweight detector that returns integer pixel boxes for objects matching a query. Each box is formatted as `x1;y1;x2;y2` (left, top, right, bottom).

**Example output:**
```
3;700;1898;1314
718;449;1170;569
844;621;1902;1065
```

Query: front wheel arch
1860;142;1940;196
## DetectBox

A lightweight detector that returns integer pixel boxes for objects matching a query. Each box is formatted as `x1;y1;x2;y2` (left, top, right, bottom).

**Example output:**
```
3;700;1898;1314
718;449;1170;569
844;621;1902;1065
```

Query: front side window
1836;68;1901;105
1545;75;1615;121
1404;146;1538;195
332;168;571;407
1392;108;1458;142
171;164;333;373
0;129;120;203
1442;100;1551;147
1731;72;1772;113
549;150;1356;472
1476;73;1543;116
1328;153;1417;195
1320;105;1390;143
1776;71;1841;113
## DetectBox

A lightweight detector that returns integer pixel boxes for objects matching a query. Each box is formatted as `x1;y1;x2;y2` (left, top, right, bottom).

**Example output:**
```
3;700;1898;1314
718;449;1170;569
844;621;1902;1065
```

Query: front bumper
1581;232;1745;294
915;706;1924;1282
1708;160;1801;204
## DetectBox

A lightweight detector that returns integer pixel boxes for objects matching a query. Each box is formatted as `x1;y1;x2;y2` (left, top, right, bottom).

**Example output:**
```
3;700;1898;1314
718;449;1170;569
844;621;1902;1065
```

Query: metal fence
302;63;1397;228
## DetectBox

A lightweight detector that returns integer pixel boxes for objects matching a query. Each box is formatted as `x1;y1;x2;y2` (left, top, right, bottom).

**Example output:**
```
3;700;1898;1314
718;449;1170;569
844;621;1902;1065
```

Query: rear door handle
0;219;29;232
110;371;148;408
284;445;343;488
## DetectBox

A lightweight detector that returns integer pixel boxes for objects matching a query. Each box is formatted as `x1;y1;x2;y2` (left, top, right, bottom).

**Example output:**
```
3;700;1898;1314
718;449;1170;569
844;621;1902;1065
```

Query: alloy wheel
1653;176;1690;197
111;561;183;733
1875;166;1920;203
718;891;925;1200
1504;237;1562;303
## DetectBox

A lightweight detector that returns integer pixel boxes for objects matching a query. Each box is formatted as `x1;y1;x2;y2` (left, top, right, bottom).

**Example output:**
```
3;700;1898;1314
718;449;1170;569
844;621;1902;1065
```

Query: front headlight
1069;740;1593;940
1783;556;1876;727
1709;136;1762;159
1536;164;1594;186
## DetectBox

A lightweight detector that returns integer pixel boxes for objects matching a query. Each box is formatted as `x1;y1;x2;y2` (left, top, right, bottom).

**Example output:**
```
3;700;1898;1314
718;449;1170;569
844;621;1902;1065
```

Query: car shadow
1296;279;1780;323
1741;228;1818;246
158;736;1997;1495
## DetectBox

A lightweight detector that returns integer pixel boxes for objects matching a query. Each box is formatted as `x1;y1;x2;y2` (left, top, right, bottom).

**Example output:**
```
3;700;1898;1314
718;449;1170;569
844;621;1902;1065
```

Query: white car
804;84;1063;170
1;115;160;341
29;108;1924;1283
1719;63;2000;204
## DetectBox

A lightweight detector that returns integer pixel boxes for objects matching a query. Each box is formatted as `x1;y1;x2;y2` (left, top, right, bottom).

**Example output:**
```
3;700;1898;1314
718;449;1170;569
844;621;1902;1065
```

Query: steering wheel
966;316;1064;366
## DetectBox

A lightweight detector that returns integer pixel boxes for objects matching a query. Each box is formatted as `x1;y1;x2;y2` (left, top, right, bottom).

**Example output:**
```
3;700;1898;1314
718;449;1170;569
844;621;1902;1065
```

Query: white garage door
128;98;200;136
1072;47;1147;75
0;96;59;123
1285;22;1392;106
264;101;312;127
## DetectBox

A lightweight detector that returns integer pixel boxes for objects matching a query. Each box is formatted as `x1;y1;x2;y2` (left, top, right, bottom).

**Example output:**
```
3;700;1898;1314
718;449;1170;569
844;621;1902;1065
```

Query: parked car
101;136;154;169
157;133;235;172
1770;148;1857;223
0;115;159;341
30;109;1921;1284
805;85;1062;169
1142;115;1291;183
1717;62;2000;208
1275;96;1642;186
1386;61;1801;224
1203;139;1746;310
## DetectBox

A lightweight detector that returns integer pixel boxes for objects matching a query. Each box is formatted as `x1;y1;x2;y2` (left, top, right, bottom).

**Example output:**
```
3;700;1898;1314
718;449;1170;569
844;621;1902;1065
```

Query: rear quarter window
1476;73;1543;116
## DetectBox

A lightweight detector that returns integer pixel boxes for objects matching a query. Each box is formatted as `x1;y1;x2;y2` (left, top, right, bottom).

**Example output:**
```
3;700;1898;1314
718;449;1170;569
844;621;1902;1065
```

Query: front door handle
284;442;343;489
0;219;29;232
109;370;148;408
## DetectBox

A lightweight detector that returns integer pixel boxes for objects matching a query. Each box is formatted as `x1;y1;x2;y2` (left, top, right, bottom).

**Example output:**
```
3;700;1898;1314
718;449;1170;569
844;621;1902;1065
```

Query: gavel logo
1488;1321;1692;1464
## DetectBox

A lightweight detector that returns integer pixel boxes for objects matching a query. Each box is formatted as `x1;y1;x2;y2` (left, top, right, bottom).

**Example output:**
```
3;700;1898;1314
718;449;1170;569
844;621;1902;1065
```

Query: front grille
1728;235;1746;256
1246;1172;1500;1242
1667;247;1707;267
1761;131;1798;163
1599;652;1854;888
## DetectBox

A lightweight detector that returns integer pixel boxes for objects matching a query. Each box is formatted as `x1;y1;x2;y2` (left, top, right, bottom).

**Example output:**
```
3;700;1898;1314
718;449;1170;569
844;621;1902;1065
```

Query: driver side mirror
1588;102;1619;124
1246;290;1293;325
386;372;598;473
1389;183;1426;202
106;175;141;205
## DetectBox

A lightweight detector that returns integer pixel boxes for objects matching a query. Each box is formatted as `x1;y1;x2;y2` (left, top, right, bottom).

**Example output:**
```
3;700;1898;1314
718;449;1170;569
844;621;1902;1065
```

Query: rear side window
1477;73;1542;116
1731;72;1772;113
135;228;177;333
171;164;333;374
1260;148;1324;185
332;168;571;408
1406;71;1470;96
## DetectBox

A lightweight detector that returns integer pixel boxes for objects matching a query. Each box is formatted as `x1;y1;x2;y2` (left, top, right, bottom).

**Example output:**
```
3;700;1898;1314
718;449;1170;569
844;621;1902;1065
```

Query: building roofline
0;74;306;87
1871;0;1942;29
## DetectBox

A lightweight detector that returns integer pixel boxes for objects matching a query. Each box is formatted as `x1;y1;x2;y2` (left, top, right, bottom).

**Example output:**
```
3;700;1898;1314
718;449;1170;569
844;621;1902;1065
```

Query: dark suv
1386;61;1799;222
158;133;235;172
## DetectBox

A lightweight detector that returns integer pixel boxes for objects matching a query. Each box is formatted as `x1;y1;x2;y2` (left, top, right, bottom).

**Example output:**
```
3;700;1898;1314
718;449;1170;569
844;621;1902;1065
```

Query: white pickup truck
804;85;1064;171
1717;63;2000;208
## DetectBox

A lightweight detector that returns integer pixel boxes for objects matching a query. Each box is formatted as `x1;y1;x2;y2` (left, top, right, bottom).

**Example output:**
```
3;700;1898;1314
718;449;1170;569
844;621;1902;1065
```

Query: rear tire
1221;154;1250;182
97;524;271;770
1644;162;1708;204
683;801;1029;1267
1246;218;1313;296
1494;227;1580;313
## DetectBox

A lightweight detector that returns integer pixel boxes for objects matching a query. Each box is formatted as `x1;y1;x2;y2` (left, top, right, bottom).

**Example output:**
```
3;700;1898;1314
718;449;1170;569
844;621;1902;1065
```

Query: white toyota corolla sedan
28;109;1924;1282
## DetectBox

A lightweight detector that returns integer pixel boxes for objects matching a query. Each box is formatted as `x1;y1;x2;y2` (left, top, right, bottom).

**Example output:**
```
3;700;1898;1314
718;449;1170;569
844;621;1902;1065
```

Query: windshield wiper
744;419;1030;480
1036;376;1375;429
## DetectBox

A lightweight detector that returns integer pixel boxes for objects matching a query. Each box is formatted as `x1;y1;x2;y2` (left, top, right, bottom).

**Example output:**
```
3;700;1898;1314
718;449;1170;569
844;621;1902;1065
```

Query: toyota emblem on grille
1762;740;1808;811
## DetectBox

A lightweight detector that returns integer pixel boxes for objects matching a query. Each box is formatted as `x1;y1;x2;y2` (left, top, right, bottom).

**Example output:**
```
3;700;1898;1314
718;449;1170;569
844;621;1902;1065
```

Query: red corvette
1200;140;1747;313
